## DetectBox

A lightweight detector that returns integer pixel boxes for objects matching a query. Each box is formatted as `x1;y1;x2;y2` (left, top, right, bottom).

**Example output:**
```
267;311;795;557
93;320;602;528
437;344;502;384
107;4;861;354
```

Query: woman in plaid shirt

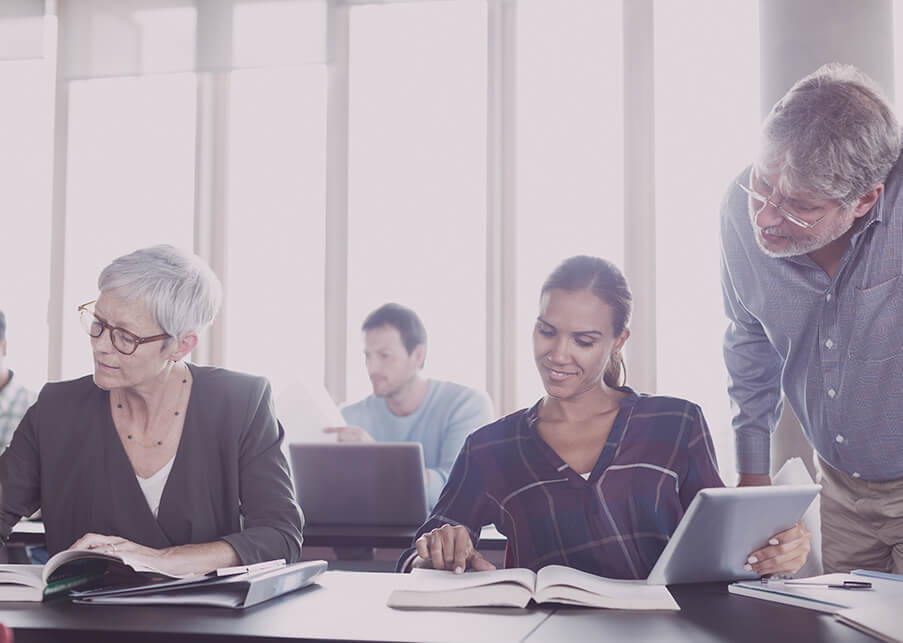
402;256;810;579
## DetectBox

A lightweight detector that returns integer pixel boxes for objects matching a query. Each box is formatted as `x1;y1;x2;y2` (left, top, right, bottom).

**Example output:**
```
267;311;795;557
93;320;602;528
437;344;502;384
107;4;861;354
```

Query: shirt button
826;293;832;302
827;388;837;398
825;339;834;349
835;434;844;443
852;472;861;478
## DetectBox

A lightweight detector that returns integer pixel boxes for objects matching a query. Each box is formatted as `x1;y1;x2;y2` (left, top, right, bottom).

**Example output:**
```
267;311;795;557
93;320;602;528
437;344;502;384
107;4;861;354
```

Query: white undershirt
136;456;176;518
579;472;591;480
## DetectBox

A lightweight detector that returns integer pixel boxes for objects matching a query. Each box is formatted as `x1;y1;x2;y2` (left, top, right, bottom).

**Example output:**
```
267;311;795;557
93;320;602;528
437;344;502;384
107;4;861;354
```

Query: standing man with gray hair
0;309;37;451
721;63;903;573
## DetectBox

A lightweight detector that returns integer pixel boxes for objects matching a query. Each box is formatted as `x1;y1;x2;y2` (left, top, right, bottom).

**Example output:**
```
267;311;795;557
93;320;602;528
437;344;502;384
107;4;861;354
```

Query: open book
0;548;327;608
0;548;185;602
387;565;678;610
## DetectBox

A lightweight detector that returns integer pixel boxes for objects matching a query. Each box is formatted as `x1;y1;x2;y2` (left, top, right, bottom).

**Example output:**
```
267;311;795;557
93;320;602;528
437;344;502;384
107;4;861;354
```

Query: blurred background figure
0;309;37;452
327;303;494;509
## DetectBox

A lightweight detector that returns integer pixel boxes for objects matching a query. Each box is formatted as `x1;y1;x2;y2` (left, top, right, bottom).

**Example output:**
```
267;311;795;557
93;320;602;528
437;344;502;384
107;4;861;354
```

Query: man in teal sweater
326;303;494;509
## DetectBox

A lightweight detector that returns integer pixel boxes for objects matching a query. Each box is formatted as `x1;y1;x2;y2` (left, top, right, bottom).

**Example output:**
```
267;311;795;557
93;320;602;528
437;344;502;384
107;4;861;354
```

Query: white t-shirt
136;457;176;518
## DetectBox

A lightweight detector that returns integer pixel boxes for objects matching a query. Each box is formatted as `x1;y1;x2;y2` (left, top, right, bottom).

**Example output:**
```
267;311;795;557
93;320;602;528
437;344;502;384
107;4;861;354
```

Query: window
654;0;760;482
61;74;196;379
514;0;624;409
223;66;327;396
0;58;53;391
344;1;487;404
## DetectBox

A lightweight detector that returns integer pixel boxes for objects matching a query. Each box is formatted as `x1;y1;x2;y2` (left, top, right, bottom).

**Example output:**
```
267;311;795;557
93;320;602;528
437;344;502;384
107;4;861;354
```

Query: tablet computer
290;442;428;527
646;484;820;585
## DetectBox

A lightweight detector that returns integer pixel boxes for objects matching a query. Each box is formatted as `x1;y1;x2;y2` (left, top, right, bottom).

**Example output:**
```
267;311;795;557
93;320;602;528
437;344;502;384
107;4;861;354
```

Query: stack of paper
729;571;903;614
836;601;903;643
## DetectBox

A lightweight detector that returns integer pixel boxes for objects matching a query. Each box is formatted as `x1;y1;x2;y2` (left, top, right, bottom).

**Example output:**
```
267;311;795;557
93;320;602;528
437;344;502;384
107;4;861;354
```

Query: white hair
758;63;901;206
98;245;222;342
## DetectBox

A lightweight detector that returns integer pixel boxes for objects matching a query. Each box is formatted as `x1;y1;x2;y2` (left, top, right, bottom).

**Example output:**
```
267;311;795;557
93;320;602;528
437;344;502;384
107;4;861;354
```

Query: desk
533;583;876;643
0;572;879;642
0;571;549;643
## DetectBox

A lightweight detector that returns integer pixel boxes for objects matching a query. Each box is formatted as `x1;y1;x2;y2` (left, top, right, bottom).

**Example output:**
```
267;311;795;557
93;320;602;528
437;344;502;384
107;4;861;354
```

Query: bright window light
515;0;624;409
345;1;487;405
224;66;327;395
62;74;196;379
654;0;760;483
0;58;53;391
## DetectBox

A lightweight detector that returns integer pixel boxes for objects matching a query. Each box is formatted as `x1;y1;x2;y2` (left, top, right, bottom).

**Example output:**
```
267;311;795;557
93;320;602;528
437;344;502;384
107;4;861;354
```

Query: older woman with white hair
0;245;303;575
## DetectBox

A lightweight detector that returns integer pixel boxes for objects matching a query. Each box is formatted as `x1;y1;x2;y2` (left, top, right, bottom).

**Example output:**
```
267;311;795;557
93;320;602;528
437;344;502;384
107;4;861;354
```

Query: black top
0;364;303;564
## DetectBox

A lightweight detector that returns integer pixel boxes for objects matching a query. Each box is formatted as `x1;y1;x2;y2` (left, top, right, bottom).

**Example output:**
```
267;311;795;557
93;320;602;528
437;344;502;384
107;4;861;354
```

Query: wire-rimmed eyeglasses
736;181;830;230
78;300;170;356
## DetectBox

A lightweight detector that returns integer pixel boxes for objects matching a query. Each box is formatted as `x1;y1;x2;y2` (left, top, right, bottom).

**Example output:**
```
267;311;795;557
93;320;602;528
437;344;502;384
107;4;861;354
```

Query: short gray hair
757;63;901;206
98;245;222;341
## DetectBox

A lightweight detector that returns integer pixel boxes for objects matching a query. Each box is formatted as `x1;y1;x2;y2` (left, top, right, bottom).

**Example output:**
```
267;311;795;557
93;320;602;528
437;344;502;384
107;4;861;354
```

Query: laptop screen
289;442;429;527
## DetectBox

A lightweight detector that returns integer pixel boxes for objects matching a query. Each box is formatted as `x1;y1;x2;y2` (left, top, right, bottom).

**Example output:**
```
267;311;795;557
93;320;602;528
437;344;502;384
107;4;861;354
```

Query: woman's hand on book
70;533;157;559
414;525;496;574
68;533;240;576
744;521;811;576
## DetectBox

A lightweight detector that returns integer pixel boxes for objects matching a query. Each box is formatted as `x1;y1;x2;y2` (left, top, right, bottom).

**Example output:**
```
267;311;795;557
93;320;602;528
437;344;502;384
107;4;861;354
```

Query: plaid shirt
400;388;724;579
0;371;36;451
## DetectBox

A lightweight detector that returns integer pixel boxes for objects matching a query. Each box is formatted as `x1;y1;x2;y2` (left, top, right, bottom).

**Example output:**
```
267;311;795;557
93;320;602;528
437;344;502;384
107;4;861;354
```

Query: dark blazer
0;364;303;563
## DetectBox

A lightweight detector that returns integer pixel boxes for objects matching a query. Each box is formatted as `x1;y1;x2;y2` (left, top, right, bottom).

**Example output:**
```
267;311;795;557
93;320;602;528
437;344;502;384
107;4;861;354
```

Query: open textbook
0;548;327;608
0;548;186;602
387;565;679;610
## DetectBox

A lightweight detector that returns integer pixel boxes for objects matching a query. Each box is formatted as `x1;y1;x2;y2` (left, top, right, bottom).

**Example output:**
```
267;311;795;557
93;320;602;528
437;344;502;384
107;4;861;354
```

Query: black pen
783;580;872;590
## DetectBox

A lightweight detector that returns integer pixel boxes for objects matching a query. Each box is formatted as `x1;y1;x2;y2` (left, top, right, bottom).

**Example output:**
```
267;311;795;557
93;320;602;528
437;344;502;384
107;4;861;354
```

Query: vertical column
192;0;234;367
46;0;66;381
324;1;350;404
622;0;656;393
192;72;230;367
486;0;517;414
758;0;894;479
760;0;894;115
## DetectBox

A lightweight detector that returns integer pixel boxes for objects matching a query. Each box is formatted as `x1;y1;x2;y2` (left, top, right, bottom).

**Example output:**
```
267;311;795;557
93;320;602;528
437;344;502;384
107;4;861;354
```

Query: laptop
289;442;429;527
646;484;821;585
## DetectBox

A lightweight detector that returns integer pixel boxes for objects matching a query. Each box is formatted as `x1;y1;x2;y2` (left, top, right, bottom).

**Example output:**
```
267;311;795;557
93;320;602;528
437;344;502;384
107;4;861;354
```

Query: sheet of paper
275;378;345;444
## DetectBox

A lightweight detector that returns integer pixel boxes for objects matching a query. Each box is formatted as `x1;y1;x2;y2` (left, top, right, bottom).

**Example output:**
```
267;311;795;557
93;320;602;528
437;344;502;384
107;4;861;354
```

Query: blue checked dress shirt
721;160;903;481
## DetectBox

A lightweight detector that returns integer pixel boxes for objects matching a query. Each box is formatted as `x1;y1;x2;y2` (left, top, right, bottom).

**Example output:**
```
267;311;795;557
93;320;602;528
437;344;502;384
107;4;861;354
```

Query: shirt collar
523;386;640;428
0;370;17;410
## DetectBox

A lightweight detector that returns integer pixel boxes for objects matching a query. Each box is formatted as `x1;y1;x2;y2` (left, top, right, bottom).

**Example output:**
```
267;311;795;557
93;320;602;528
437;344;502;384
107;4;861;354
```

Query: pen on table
211;559;287;577
782;580;872;590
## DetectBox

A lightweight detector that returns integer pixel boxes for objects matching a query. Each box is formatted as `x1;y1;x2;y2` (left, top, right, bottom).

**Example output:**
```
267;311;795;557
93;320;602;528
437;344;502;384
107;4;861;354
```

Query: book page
534;565;678;610
0;564;45;590
388;583;533;609
42;549;188;585
532;583;679;611
406;567;537;592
